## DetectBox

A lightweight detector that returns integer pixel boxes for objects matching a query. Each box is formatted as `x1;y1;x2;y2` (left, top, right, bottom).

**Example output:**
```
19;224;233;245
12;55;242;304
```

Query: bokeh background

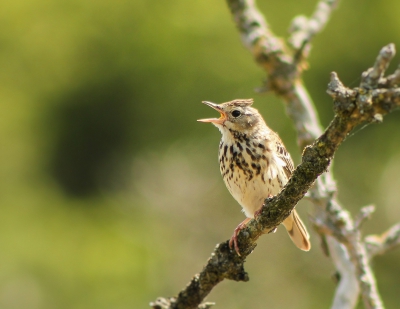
1;0;400;308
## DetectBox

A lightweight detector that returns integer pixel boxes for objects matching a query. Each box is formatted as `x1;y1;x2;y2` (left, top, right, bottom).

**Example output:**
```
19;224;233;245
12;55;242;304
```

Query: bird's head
198;99;263;134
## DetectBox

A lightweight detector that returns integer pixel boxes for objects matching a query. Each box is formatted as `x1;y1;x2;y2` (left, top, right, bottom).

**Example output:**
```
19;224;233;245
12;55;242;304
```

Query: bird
198;98;310;255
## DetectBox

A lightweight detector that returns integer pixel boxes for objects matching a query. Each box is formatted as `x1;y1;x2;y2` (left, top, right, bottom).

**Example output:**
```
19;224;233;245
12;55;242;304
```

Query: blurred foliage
0;0;400;308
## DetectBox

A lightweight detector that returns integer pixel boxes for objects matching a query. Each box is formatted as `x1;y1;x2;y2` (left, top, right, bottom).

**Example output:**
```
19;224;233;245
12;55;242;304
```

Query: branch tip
149;297;175;309
366;223;400;258
199;302;216;309
360;43;397;89
288;0;339;56
387;64;400;87
354;205;375;230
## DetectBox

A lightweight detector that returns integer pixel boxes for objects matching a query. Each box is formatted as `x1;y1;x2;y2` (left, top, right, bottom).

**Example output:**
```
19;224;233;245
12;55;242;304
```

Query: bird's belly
224;172;281;218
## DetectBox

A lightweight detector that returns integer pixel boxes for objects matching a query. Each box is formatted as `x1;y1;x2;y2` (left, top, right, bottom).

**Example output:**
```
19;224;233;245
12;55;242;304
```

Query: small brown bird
198;99;310;255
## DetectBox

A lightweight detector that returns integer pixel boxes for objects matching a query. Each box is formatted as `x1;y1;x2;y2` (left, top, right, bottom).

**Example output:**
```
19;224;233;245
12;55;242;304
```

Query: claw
229;218;252;256
254;206;263;218
254;195;273;218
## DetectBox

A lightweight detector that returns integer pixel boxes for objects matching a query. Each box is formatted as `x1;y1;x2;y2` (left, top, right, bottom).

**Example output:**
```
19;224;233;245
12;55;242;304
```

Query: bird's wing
272;134;295;179
262;132;295;182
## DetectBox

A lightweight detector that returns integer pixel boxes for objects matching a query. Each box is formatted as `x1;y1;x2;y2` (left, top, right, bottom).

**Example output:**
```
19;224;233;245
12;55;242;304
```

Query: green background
1;0;400;308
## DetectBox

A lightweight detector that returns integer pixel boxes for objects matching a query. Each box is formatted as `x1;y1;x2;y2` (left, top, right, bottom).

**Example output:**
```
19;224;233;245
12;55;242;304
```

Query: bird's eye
231;110;241;118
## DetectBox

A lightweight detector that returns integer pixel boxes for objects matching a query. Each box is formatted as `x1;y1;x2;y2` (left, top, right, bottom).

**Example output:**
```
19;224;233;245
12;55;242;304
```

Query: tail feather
283;210;311;251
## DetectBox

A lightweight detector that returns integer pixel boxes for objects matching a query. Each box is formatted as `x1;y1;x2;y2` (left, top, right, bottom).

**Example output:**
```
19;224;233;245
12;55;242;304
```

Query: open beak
197;101;226;125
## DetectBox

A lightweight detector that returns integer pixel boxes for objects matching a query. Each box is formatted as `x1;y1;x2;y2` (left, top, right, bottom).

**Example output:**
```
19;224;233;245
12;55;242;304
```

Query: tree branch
151;44;400;309
326;235;359;309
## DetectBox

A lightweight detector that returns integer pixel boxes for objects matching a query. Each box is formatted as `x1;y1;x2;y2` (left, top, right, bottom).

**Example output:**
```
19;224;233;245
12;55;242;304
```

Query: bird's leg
229;217;252;256
253;207;263;218
254;194;273;218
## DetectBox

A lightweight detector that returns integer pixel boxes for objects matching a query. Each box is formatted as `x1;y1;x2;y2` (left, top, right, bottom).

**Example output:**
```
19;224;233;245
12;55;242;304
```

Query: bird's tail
282;210;311;251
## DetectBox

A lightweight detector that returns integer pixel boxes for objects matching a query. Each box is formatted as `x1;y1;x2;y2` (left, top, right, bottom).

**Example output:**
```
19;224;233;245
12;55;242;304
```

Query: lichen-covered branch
312;203;387;309
326;236;360;309
151;44;400;309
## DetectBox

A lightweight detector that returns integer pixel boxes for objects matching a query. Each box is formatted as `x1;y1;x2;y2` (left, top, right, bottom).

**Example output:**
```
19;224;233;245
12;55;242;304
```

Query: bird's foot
254;207;263;218
254;194;273;218
229;218;252;256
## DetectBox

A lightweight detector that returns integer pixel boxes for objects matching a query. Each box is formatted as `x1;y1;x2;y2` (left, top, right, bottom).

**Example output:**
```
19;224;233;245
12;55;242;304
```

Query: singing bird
198;99;310;255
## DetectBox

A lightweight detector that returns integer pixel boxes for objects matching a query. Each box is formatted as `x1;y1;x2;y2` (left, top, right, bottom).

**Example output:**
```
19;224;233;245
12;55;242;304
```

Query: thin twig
360;43;396;89
366;223;400;258
354;206;375;230
289;0;339;61
386;65;400;87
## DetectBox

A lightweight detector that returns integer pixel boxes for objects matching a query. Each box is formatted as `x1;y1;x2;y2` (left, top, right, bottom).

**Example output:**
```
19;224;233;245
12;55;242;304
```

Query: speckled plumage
198;99;310;254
